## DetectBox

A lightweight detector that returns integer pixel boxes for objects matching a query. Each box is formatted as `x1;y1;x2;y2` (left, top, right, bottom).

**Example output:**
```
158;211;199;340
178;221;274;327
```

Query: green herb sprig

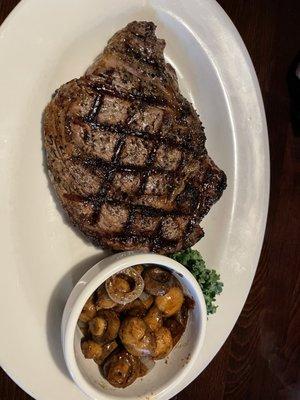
171;249;223;315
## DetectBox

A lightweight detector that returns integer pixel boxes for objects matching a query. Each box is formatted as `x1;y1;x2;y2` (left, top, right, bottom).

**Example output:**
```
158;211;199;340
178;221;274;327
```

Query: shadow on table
46;252;109;380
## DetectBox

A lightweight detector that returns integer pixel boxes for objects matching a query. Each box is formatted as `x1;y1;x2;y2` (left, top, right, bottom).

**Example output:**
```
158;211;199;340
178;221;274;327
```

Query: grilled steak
43;21;226;254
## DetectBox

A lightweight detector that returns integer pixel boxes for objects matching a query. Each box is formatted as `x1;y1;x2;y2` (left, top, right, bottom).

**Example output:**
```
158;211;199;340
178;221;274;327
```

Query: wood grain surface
1;0;300;399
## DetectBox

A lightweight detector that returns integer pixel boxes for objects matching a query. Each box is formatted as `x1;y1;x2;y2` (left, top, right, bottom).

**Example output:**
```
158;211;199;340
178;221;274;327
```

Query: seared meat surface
43;21;226;254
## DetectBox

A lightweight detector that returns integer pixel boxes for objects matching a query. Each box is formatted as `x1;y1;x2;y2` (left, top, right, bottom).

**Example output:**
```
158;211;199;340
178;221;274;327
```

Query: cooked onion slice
95;285;116;310
139;356;155;376
139;291;153;309
105;267;144;305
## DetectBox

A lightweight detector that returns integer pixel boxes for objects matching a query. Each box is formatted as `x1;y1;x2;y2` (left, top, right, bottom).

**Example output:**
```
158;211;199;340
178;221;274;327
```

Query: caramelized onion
139;356;155;376
106;267;144;305
139;292;153;309
95;285;116;310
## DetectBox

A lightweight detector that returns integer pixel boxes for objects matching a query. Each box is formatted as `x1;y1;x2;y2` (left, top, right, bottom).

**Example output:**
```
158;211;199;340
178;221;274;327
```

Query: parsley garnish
171;249;223;315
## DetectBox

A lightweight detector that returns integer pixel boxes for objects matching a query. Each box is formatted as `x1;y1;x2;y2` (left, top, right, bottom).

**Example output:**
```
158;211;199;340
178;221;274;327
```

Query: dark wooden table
1;0;299;399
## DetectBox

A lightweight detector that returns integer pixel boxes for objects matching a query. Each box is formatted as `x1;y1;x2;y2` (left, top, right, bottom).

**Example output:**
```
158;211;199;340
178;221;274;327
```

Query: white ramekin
61;251;207;400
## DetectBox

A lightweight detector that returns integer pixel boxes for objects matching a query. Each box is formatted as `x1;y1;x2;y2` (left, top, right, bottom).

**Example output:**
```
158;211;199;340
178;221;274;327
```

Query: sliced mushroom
102;350;141;388
94;340;118;365
95;285;116;310
155;287;184;317
81;339;103;359
90;310;120;344
106;267;144;305
79;296;97;323
144;306;163;332
153;327;173;360
143;267;174;296
119;317;156;357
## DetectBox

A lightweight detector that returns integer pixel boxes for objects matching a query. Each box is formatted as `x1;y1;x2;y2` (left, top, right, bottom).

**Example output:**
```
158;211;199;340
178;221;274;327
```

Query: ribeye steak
43;21;226;254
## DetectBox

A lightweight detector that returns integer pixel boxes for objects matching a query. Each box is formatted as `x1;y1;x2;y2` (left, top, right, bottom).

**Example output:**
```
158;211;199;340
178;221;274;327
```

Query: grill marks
91;82;167;107
138;145;159;195
89;121;198;153
78;83;168;237
83;78;202;154
71;87;186;217
86;94;103;122
124;42;164;73
43;21;226;254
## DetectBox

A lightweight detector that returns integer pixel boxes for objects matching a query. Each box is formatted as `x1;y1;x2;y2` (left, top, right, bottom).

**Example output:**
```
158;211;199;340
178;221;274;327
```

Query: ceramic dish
0;1;269;399
62;252;207;400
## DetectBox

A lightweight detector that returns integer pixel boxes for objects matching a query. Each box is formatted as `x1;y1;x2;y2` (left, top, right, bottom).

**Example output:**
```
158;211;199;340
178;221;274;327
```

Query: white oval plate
0;1;269;399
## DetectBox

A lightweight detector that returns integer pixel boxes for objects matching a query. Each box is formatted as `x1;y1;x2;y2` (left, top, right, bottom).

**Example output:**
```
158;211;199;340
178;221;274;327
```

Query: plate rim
0;0;270;398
